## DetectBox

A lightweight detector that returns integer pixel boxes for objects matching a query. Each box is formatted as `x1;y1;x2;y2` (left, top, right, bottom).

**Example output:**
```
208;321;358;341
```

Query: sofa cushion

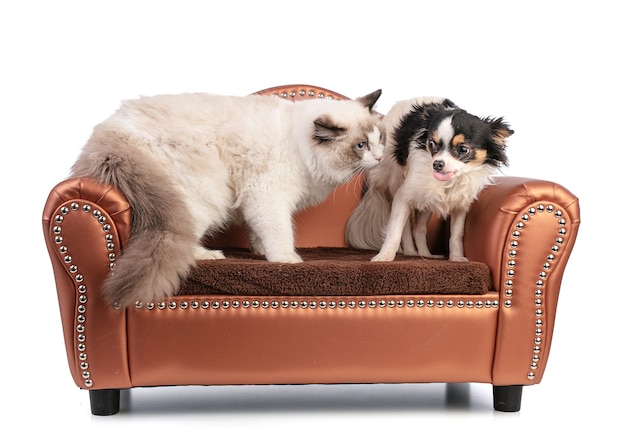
177;248;492;297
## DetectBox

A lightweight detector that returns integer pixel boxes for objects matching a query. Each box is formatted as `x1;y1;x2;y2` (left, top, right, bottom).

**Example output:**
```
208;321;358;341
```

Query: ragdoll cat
71;89;384;308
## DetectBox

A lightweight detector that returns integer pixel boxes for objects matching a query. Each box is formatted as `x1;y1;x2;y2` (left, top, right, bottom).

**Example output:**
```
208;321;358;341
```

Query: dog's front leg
400;212;418;255
372;198;412;262
448;209;468;261
413;210;441;258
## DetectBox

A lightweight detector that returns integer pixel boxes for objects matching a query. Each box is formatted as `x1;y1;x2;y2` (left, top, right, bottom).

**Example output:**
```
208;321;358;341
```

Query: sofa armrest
42;177;133;390
465;176;580;384
465;176;580;289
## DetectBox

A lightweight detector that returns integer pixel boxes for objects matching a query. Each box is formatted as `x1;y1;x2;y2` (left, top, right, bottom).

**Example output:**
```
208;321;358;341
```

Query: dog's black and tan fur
346;96;514;261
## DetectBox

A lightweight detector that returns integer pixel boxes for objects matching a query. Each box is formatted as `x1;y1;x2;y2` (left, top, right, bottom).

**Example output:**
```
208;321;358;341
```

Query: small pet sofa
42;84;580;415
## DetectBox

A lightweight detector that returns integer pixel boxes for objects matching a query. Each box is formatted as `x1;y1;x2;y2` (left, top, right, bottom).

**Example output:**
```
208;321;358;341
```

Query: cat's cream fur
71;90;384;308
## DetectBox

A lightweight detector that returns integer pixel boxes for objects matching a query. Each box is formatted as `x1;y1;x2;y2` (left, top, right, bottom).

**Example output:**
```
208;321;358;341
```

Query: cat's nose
375;155;383;162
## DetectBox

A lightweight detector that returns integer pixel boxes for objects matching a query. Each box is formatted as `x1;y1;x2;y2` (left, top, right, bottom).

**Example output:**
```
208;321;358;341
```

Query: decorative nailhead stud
499;203;571;381
135;296;499;313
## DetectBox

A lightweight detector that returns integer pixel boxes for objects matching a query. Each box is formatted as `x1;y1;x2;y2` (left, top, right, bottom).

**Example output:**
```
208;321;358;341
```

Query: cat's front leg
243;199;302;263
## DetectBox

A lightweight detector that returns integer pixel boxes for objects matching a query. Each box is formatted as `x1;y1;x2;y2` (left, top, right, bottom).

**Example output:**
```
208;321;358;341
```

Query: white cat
71;90;384;308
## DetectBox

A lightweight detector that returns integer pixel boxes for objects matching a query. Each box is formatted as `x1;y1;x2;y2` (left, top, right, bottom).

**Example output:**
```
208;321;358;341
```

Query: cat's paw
266;251;303;263
194;247;226;261
246;233;266;255
249;241;265;256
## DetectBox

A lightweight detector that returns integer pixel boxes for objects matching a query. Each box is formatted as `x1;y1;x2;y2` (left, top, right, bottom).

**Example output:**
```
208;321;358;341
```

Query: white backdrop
1;1;622;430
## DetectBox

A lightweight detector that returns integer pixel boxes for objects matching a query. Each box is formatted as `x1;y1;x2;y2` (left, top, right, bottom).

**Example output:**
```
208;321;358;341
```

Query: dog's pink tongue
433;172;454;181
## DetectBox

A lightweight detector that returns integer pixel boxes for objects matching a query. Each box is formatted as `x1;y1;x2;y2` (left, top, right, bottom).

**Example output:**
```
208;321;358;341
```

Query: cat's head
309;90;385;184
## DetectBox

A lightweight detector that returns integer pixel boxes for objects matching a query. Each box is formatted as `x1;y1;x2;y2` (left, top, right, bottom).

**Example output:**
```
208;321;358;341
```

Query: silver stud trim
503;203;571;381
135;296;500;311
271;88;335;100
51;200;119;389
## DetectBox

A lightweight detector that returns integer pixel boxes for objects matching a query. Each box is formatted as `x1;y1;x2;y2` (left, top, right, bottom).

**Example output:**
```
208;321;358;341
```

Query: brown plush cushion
178;248;492;297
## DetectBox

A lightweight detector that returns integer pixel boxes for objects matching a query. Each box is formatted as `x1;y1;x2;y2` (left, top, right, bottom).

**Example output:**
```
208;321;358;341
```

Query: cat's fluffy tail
71;128;199;308
344;179;391;251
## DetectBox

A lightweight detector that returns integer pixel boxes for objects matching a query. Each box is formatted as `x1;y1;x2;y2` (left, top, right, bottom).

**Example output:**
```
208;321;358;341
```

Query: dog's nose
433;160;444;172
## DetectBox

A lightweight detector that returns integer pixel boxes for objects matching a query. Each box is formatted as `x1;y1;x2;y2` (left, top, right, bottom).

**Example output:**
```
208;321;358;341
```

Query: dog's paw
449;255;469;262
401;248;419;256
420;253;445;259
371;252;396;262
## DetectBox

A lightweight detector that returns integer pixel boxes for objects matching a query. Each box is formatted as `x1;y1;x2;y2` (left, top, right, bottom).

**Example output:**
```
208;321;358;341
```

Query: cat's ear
313;114;346;143
356;89;382;111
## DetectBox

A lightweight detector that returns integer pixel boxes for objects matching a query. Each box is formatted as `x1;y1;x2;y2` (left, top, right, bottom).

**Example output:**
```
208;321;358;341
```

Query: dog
345;96;514;261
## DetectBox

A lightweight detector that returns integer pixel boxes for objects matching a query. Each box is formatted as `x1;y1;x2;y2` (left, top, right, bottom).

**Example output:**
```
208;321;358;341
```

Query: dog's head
392;100;514;181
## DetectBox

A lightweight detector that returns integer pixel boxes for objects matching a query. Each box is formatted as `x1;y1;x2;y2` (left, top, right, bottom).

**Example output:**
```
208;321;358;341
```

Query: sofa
42;84;581;415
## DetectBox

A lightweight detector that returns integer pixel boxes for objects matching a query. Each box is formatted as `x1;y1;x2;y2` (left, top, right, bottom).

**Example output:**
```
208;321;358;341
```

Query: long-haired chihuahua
345;96;514;261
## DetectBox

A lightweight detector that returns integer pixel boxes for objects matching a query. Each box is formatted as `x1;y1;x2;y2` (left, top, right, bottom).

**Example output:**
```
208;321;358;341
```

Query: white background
1;1;622;430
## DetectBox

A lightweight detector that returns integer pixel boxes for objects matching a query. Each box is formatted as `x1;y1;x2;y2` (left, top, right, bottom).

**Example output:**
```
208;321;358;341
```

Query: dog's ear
356;89;382;111
416;103;453;143
483;116;513;166
393;103;441;165
486;117;514;147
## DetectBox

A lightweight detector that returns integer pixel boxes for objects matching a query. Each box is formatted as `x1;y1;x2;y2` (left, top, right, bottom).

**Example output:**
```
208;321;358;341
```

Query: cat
70;89;384;308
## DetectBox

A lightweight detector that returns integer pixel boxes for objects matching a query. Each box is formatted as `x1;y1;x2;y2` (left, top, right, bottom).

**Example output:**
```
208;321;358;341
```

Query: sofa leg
89;389;121;415
492;385;523;412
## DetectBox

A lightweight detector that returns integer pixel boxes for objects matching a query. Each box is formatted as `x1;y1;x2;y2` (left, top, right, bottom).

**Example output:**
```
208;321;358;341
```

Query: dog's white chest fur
400;150;494;218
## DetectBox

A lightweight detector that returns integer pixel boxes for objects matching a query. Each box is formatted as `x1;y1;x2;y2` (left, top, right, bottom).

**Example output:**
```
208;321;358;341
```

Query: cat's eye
356;142;367;151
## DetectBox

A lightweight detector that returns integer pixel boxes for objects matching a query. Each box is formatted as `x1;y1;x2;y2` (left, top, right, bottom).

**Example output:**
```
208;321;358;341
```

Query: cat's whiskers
345;171;366;201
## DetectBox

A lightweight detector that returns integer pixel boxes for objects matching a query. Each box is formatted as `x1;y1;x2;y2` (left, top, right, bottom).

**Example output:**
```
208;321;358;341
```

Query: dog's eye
428;139;436;151
458;145;469;155
355;142;367;151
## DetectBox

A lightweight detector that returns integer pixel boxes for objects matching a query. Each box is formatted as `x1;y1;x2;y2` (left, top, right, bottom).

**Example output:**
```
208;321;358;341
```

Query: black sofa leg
89;389;121;415
493;385;523;412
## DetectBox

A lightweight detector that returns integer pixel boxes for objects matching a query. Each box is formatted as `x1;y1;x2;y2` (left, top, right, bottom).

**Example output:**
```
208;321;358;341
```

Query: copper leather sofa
42;85;580;415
